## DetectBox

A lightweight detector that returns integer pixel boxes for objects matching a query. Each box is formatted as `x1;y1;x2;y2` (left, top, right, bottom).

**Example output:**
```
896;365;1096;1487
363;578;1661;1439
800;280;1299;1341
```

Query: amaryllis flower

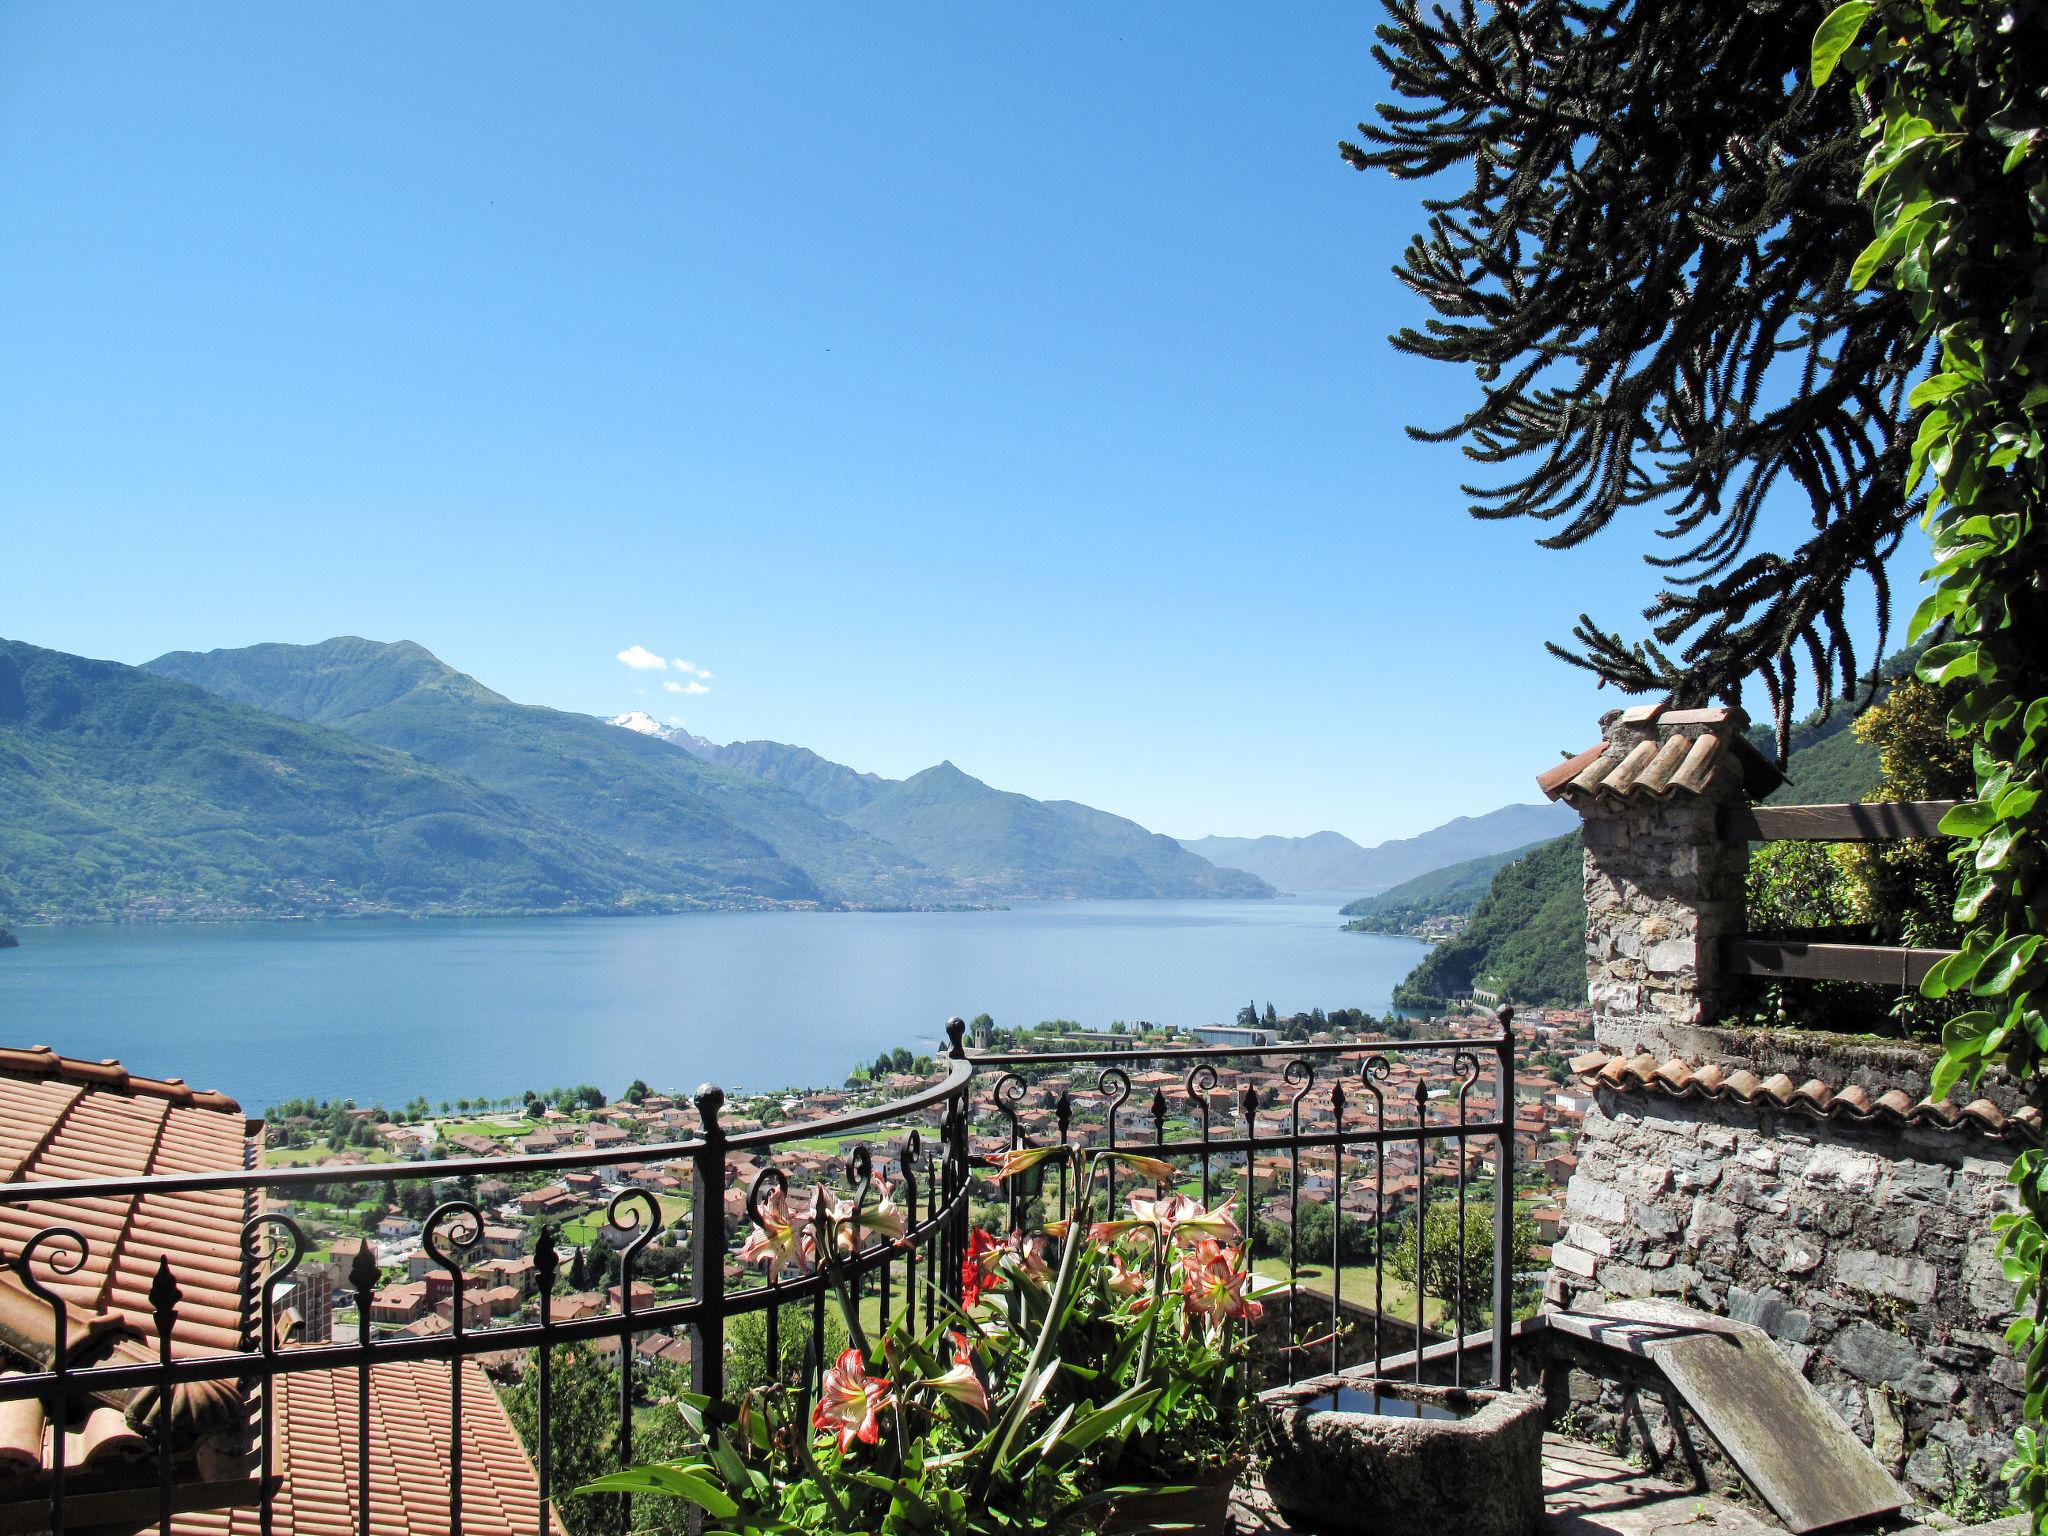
1095;1192;1239;1248
962;1228;1004;1307
992;1144;1063;1181
813;1347;895;1453
922;1330;991;1419
1181;1238;1263;1340
826;1179;909;1256
737;1187;805;1272
1104;1252;1147;1298
1010;1231;1054;1288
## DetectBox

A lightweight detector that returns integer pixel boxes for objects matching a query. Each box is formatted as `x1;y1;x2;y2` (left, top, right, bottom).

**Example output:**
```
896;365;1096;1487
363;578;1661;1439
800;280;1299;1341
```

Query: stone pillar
1539;704;1773;1060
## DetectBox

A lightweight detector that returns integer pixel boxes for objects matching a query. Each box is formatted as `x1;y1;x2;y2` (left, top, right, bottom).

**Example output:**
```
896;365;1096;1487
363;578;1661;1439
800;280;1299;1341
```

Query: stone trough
1254;1373;1545;1536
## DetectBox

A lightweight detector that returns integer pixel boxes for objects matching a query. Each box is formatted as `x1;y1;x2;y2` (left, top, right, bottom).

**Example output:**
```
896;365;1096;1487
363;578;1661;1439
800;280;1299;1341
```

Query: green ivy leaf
1811;1;1873;84
1917;639;1982;685
1973;935;2044;996
1955;872;1997;922
1977;820;2021;872
1908;372;1969;408
1996;785;2041;821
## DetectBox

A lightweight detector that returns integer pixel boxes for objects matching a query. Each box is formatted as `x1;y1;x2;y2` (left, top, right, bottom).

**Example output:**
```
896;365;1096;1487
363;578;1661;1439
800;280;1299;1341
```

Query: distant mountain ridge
126;636;1267;915
0;638;644;922
148;638;940;909
1181;802;1578;895
613;726;1269;900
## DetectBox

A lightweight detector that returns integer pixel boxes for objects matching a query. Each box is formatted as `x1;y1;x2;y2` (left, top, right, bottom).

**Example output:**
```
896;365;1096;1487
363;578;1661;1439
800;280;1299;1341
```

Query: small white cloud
618;645;668;671
670;658;713;678
661;679;684;693
681;680;710;695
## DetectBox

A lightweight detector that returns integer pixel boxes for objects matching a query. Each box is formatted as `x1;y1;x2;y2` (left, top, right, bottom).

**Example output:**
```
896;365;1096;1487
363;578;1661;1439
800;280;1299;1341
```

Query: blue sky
0;4;1922;845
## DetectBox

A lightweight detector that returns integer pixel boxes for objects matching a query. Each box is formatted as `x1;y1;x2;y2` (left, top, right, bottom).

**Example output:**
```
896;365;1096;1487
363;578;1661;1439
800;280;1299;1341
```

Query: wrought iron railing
0;1011;1520;1536
975;1011;1518;1387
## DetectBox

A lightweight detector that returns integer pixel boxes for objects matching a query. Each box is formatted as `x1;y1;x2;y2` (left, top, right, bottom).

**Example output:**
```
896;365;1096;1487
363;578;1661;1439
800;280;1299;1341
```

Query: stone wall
1550;1088;2021;1498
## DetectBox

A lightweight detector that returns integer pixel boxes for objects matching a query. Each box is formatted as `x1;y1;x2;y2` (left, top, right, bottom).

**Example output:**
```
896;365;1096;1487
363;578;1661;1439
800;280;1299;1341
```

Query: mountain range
1180;801;1578;895
0;635;1276;923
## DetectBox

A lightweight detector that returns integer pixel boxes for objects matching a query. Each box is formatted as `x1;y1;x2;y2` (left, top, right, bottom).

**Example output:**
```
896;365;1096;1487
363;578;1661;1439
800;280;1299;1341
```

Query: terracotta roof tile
2;1046;544;1535
1537;706;1784;809
1569;1049;2041;1143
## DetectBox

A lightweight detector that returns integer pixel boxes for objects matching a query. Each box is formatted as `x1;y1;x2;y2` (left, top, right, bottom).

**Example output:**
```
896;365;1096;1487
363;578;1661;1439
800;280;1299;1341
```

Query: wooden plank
1721;799;1957;842
1552;1301;1905;1534
1724;936;1957;987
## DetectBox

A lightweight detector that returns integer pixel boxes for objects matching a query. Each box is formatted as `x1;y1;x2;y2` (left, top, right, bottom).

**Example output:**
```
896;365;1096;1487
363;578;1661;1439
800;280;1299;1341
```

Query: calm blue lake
0;897;1424;1113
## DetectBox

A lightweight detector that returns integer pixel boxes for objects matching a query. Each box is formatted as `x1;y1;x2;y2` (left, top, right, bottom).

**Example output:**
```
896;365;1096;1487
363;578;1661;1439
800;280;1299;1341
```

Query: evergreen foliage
1346;0;1923;745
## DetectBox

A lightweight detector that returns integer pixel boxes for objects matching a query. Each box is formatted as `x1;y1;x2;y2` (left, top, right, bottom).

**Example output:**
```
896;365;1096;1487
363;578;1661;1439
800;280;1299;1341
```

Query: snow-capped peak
604;711;720;758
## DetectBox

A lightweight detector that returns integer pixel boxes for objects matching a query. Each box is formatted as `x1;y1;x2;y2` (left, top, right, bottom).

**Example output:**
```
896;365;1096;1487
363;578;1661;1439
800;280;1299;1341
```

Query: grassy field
775;1124;925;1157
1252;1256;1448;1330
559;1194;690;1247
439;1117;537;1139
264;1141;400;1167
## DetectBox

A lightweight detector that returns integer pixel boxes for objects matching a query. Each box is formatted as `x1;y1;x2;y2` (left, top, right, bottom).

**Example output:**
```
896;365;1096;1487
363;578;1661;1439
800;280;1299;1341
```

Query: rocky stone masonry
1550;1090;2020;1498
1554;706;1763;1061
1582;793;1750;1060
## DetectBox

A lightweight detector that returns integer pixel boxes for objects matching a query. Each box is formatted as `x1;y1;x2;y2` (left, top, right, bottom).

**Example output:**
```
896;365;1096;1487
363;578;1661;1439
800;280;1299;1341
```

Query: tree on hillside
1347;0;1920;742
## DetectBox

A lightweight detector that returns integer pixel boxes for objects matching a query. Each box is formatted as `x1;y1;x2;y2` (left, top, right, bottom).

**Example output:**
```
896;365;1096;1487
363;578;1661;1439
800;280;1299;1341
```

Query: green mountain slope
0;639;644;922
843;763;1271;900
1339;839;1551;933
621;729;1275;901
704;740;888;818
145;638;954;909
1392;833;1588;1009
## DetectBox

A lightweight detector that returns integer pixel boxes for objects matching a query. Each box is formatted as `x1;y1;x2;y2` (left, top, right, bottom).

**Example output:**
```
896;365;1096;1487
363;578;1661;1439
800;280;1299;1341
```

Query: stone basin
1255;1374;1546;1536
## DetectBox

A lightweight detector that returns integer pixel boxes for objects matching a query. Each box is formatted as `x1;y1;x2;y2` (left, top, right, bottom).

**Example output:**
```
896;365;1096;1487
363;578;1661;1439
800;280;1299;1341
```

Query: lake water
0;897;1424;1113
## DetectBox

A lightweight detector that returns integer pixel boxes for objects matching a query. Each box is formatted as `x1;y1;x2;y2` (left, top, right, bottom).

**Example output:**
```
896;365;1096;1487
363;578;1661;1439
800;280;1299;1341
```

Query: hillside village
260;1004;1594;1374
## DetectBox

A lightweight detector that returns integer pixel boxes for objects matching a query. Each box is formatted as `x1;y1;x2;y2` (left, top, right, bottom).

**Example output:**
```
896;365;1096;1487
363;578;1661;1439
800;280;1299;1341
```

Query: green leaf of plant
1917;638;1982;685
1908;372;1968;408
578;1464;740;1517
1811;0;1872;84
1972;935;2042;996
1976;820;2020;871
1937;799;1999;838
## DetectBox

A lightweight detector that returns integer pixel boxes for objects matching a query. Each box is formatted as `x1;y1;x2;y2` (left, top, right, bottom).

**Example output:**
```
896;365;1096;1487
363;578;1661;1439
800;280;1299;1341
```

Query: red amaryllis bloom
813;1347;895;1453
923;1330;991;1419
737;1187;804;1272
962;1228;1004;1307
1181;1238;1263;1340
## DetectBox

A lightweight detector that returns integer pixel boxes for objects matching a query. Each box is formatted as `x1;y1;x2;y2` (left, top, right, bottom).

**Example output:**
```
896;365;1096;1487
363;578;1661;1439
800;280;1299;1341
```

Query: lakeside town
255;1003;1594;1371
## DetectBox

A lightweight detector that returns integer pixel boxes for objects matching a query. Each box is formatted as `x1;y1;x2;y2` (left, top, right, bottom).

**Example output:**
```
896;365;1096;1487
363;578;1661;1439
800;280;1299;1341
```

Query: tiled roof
0;1048;253;1355
1537;704;1783;808
0;1045;243;1116
1;1045;544;1535
1568;1048;2043;1143
175;1362;545;1536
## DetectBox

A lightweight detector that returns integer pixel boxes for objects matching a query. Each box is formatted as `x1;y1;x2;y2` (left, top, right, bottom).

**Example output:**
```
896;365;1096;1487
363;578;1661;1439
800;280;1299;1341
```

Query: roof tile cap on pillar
1535;700;1784;808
